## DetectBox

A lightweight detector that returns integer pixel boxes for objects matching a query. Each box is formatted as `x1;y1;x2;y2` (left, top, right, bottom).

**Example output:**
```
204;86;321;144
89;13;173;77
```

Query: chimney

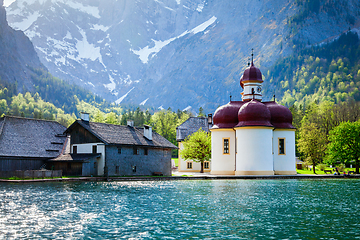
207;113;213;125
127;120;134;127
144;125;152;141
81;112;90;122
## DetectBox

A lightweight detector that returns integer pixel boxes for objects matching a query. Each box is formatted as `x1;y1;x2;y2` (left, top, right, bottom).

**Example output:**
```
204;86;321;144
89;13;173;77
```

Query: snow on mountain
131;16;217;64
5;0;359;113
115;87;135;104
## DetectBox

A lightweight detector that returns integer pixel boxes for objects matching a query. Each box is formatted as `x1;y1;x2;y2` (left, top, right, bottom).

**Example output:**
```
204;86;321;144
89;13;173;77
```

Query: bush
317;163;327;171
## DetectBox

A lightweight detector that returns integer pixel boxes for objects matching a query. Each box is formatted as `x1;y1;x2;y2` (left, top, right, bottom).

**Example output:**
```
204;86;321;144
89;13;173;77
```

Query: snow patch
183;106;192;111
76;30;102;62
64;31;72;39
86;82;95;87
165;6;174;11
115;87;135;104
191;16;217;34
196;3;204;12
3;0;16;7
91;24;110;32
66;1;100;18
11;11;40;31
104;74;116;92
140;98;149;106
131;16;217;64
25;29;41;39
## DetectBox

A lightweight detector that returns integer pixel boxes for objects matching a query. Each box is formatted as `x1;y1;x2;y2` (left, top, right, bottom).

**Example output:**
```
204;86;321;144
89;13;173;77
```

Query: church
210;57;296;175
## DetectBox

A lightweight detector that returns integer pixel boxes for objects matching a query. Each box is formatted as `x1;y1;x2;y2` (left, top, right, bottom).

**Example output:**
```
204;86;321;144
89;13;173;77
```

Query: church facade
210;59;296;175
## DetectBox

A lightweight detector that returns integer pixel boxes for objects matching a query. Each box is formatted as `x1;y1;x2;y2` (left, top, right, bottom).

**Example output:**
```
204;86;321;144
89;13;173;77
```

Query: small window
132;166;137;172
204;161;210;169
116;166;119;174
278;138;285;155
187;162;193;169
92;145;97;154
223;138;230;154
133;147;138;155
144;148;148;155
94;162;97;169
118;147;121;154
73;146;77;154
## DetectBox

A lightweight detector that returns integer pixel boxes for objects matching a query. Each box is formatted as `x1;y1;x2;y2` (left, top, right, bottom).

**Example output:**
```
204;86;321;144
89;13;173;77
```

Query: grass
297;168;356;175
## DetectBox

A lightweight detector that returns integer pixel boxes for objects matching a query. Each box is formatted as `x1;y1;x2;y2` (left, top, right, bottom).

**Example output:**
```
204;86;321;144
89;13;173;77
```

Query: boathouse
0;116;66;172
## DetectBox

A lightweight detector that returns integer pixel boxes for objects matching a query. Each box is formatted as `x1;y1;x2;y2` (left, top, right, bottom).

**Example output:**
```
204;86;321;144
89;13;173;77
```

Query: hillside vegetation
264;31;360;106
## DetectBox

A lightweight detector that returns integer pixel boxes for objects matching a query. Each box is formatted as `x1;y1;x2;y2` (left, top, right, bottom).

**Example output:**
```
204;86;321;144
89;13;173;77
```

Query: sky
3;0;16;7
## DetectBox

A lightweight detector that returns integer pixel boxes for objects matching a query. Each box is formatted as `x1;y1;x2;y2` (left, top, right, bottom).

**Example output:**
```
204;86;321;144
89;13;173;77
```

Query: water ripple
0;179;359;239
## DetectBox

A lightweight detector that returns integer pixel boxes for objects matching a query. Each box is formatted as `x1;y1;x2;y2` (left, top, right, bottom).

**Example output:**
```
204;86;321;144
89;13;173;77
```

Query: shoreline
0;174;359;183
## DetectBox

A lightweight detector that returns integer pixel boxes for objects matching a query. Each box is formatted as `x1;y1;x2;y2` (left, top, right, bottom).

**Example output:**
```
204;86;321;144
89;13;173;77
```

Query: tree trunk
200;162;204;173
312;160;316;174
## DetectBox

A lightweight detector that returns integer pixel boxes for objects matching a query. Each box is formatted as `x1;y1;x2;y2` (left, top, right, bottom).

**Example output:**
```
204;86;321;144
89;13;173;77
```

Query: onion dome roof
212;101;245;129
240;61;263;89
236;99;273;128
264;101;295;129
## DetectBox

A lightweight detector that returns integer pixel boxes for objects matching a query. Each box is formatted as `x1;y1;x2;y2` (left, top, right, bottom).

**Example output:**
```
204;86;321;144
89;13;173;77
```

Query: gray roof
0;116;67;158
49;153;101;162
66;120;177;149
176;117;210;141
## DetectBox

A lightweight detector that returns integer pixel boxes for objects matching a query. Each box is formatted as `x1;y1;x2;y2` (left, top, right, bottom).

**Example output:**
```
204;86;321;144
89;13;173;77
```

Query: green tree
326;121;360;174
198;107;205;117
0;99;8;115
105;112;119;124
180;129;211;173
297;123;326;174
150;109;178;144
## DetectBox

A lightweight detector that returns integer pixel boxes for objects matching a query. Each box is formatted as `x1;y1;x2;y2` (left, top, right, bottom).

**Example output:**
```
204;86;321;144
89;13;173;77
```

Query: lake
0;179;359;239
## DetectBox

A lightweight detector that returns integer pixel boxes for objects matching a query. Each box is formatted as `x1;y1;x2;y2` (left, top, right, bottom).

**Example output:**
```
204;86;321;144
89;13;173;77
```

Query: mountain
5;0;360;112
0;0;45;92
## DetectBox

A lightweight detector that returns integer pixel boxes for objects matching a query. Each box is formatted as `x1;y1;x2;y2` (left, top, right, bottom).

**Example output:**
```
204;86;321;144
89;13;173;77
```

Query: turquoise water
0;179;359;239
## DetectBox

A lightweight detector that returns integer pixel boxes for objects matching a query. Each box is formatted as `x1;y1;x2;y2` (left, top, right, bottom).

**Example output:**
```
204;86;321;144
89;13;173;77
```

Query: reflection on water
0;179;359;239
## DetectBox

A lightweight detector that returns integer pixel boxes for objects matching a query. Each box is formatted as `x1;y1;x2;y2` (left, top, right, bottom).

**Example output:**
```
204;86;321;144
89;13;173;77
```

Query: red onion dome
240;61;263;89
212;101;245;129
264;101;295;129
236;99;273;127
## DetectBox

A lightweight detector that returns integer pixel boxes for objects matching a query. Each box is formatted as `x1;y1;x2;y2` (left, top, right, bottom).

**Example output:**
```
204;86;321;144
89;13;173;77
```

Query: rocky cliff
0;0;45;91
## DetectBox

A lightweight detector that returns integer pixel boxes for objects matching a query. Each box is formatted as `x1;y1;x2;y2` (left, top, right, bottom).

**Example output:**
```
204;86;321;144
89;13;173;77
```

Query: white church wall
210;129;236;175
273;130;297;175
235;127;274;175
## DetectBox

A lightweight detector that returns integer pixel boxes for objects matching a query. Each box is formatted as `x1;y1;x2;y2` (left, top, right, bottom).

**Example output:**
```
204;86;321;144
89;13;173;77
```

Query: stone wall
0;170;62;178
105;145;171;176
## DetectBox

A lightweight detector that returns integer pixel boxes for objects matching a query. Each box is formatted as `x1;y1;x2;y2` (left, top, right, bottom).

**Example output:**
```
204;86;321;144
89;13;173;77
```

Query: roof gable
67;120;177;149
176;117;209;141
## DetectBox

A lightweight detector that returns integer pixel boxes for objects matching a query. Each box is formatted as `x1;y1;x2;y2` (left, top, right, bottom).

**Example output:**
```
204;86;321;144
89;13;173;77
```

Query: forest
265;31;360;107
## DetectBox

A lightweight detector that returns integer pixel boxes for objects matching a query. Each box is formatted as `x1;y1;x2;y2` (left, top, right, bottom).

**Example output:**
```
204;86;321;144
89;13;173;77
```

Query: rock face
0;0;45;91
5;0;360;112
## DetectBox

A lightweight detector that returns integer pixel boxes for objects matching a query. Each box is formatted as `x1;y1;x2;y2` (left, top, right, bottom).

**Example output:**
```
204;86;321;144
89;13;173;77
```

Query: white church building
210;59;296;175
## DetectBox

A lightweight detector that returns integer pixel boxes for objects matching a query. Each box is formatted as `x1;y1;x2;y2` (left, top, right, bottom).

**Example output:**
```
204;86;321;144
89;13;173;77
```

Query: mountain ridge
4;0;360;112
